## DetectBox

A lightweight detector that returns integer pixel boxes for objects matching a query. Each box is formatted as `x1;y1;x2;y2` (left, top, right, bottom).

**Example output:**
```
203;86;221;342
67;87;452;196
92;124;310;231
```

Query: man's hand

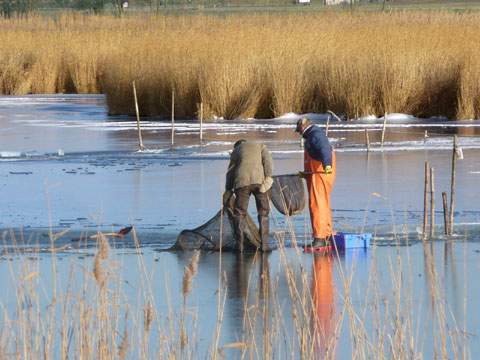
259;176;273;193
297;171;307;179
222;190;233;206
324;165;332;174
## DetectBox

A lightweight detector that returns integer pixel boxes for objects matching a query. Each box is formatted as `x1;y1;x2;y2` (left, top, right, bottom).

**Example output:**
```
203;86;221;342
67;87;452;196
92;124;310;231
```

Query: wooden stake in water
442;192;449;235
365;129;370;152
171;89;175;147
429;167;435;239
423;161;429;240
132;81;145;151
381;112;388;150
199;102;203;143
325;114;331;137
449;135;457;235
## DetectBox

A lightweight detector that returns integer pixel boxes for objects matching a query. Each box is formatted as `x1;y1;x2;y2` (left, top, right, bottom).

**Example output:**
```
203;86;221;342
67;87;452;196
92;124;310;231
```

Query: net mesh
270;174;306;216
171;174;305;251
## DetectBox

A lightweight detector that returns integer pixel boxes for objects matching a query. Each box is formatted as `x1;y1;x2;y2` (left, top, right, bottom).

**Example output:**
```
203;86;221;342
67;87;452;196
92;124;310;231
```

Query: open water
1;95;479;358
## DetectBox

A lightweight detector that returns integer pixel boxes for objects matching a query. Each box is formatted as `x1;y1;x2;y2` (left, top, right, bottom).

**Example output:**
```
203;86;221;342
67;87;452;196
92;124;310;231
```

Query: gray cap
295;117;311;133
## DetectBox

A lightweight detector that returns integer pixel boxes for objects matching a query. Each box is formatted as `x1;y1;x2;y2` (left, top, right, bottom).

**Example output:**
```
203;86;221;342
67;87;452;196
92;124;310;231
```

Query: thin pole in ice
442;192;449;235
171;89;175;148
132;81;145;151
199;102;203;143
381;112;388;150
423;161;429;240
429;166;435;239
449;135;457;235
365;129;370;152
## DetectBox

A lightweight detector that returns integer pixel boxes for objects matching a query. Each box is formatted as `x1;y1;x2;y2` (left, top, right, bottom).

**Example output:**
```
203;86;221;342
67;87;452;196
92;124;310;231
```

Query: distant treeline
1;0;479;17
0;0;314;16
1;12;480;120
0;0;401;17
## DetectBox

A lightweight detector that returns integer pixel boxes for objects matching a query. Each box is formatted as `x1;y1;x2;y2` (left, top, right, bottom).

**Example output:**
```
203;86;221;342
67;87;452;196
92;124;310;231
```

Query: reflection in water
444;241;461;324
224;252;256;348
224;252;272;357
423;242;437;310
311;254;335;358
422;240;464;359
227;253;256;300
260;254;271;358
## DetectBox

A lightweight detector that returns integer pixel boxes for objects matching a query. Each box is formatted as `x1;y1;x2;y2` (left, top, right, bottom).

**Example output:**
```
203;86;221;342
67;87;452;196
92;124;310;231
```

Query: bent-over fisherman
223;140;273;252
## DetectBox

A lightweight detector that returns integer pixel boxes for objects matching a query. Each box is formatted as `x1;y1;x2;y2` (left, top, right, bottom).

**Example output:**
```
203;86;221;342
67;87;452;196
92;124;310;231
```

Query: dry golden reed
143;302;154;333
93;233;109;287
118;312;129;360
1;11;480;119
182;250;200;297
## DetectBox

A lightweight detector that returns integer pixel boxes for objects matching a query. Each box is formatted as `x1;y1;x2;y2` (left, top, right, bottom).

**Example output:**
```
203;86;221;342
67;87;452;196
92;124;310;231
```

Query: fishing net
270;174;306;216
171;175;306;251
172;196;261;251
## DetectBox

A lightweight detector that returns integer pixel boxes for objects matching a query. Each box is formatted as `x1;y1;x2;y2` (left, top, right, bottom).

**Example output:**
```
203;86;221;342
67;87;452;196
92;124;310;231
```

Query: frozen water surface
1;95;480;358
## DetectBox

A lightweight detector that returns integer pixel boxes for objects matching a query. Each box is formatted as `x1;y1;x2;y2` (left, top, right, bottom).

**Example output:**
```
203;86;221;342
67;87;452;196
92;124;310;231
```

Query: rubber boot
312;237;326;248
310;237;332;255
233;215;245;253
258;215;271;252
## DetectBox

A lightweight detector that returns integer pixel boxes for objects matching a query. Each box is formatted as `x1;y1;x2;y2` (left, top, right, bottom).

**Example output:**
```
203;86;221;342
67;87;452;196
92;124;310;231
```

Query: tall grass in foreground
1;12;480;120
0;224;469;359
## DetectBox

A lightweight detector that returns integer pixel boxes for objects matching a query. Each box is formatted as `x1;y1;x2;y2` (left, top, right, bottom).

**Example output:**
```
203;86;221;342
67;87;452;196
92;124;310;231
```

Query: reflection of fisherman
225;253;271;342
295;117;336;250
223;140;273;252
311;254;335;356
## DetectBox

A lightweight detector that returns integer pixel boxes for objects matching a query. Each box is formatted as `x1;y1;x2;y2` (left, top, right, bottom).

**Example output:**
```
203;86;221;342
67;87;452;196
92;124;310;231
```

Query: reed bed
0;11;480;119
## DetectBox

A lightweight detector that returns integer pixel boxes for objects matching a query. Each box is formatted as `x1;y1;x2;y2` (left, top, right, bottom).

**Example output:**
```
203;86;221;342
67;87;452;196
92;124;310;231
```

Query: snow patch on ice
276;112;298;120
275;112;330;122
0;151;26;158
136;149;167;154
381;113;418;122
206;141;235;146
358;115;377;121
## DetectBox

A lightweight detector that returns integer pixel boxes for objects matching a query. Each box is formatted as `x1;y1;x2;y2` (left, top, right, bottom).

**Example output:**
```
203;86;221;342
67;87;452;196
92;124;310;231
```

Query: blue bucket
333;232;372;249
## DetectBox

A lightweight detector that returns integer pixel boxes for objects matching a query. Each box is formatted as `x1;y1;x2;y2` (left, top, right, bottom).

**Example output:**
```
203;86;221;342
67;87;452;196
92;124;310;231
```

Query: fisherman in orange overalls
295;118;336;250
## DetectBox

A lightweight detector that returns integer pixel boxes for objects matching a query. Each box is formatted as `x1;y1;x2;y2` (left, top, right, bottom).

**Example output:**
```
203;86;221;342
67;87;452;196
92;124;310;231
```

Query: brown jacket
225;142;273;191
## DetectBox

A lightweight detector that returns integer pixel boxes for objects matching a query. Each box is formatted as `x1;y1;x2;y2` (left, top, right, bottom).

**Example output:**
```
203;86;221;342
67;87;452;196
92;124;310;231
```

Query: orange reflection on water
311;254;335;358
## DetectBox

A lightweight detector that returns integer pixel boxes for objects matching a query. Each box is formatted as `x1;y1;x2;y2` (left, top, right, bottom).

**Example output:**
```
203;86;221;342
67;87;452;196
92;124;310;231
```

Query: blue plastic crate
333;232;371;249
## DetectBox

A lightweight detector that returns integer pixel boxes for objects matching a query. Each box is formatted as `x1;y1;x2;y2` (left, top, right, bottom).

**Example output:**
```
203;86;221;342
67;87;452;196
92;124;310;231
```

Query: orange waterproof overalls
304;150;336;239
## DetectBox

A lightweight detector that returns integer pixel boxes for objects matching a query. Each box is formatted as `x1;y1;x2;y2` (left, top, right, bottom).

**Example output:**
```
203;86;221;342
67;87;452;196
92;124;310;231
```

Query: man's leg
233;186;251;253
308;175;334;238
307;155;336;245
253;186;271;252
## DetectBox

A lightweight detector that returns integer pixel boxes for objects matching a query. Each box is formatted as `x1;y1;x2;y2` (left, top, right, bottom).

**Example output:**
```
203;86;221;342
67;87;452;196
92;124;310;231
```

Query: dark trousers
234;184;270;218
233;184;270;252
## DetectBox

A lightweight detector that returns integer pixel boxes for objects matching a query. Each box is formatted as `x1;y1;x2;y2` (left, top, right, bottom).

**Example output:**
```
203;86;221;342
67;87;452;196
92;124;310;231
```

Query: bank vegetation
1;12;479;119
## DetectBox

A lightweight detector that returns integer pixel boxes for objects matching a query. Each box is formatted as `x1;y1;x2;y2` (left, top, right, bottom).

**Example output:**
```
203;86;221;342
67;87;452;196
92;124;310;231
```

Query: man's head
233;139;246;148
295;117;312;135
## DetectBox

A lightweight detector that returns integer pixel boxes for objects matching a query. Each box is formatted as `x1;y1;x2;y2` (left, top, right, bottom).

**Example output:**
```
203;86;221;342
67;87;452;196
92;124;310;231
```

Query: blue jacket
303;125;333;167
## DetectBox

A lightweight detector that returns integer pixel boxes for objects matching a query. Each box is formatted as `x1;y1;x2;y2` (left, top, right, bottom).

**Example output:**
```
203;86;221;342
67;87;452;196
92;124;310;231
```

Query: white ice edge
13;118;480;133
3;137;480;159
